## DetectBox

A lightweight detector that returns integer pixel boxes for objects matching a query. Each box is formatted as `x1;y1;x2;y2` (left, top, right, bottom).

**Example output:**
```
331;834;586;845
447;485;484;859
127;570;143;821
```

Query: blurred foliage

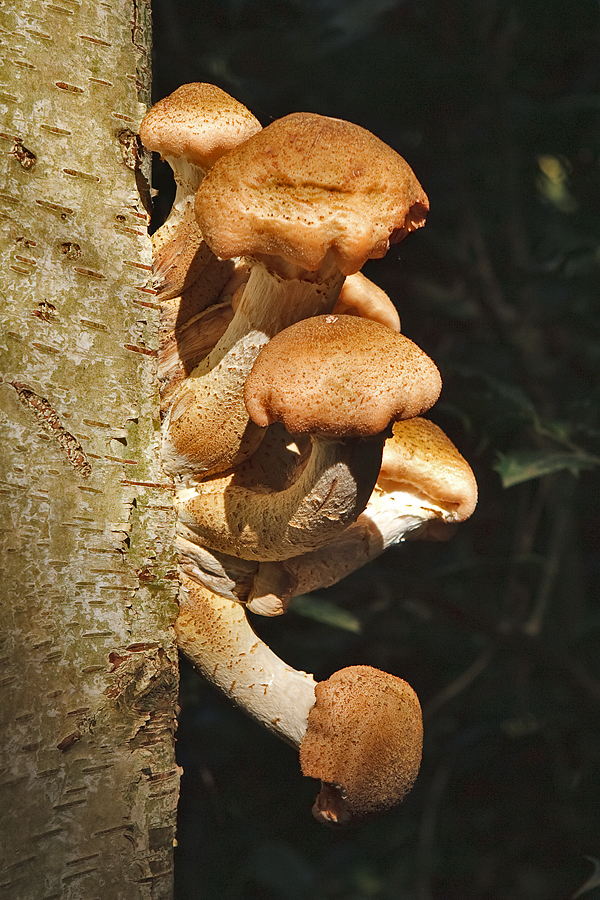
150;1;600;898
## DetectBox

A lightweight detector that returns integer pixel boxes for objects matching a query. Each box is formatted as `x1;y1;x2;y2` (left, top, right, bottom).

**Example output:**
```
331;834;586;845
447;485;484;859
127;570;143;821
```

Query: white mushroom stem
174;478;463;616
150;157;206;256
248;484;456;613
176;433;385;561
248;416;478;612
175;529;257;602
162;258;345;479
175;577;316;747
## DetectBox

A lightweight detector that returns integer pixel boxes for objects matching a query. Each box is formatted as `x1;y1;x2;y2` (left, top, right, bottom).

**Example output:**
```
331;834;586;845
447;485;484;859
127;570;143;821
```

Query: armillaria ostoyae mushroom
176;576;423;825
162;111;429;479
139;82;262;294
176;315;441;561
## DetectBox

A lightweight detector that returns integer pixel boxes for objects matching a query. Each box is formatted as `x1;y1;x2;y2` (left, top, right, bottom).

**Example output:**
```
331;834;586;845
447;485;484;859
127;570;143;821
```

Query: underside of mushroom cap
299;665;423;825
195;112;429;275
139;82;262;169
379;418;478;521
244;314;442;437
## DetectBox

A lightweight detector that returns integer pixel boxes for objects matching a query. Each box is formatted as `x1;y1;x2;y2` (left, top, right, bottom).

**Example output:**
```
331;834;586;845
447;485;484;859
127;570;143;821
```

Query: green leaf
494;450;599;488
288;595;362;633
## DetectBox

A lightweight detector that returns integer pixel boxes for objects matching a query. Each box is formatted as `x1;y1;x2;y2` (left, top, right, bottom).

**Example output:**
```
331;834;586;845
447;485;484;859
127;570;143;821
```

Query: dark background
149;2;600;898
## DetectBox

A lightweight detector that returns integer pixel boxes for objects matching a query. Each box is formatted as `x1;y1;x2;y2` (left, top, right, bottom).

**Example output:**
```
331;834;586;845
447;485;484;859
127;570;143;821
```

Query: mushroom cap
243;314;441;437
139;82;262;169
299;665;423;825
379;418;478;521
195;112;429;274
333;271;401;332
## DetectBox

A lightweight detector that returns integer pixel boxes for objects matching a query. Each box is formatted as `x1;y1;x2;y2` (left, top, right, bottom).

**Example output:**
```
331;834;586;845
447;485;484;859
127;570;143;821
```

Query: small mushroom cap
243;314;441;437
379;418;478;521
333;271;401;332
299;665;423;825
195;112;428;274
139;83;262;169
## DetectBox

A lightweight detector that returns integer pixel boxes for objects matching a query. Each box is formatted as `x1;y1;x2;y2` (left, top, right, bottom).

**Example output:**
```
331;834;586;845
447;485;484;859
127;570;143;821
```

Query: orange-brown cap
299;665;423;825
333;271;401;332
243;314;441;437
139;83;262;169
379;418;478;522
195;112;428;274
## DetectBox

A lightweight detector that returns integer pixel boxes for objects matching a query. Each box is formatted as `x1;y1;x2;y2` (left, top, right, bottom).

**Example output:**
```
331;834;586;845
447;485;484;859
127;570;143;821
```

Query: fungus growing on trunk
150;85;479;828
176;315;441;561
162;112;428;479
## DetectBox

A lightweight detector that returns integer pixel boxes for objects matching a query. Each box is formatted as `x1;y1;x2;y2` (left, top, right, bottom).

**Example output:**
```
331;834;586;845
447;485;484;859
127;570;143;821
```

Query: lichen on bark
0;0;179;897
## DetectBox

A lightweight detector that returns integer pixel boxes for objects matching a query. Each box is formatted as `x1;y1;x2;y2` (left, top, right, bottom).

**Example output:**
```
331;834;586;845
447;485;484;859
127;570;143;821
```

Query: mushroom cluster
140;85;478;825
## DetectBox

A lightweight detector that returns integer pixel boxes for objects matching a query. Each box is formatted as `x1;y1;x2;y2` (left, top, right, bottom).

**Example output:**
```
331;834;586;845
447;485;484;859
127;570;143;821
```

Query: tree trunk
0;1;179;897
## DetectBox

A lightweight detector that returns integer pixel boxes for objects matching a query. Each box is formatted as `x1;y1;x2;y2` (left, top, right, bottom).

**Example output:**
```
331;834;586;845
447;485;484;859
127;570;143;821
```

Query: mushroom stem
153;202;214;301
162;259;345;479
152;156;206;252
248;416;478;611
176;432;385;561
176;577;423;825
248;485;457;612
176;577;316;747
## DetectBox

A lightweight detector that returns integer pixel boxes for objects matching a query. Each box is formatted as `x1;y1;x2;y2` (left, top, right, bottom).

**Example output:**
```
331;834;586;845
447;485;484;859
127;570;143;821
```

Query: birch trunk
0;0;180;897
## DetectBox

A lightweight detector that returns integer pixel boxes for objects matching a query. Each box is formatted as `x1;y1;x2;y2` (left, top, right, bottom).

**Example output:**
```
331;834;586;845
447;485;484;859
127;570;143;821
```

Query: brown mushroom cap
139;82;262;170
333;271;401;332
299;665;423;825
195;112;428;275
379;418;478;521
243;314;441;437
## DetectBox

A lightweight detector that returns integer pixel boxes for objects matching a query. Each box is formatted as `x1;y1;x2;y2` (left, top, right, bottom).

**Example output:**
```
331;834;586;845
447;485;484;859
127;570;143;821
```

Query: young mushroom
162;111;428;479
176;575;423;825
176;315;441;561
139;83;262;293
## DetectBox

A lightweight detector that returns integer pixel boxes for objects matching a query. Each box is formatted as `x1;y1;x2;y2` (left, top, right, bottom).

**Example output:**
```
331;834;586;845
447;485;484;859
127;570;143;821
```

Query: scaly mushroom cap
299;666;423;825
243;314;442;437
379;418;478;522
139;82;262;170
195;112;428;275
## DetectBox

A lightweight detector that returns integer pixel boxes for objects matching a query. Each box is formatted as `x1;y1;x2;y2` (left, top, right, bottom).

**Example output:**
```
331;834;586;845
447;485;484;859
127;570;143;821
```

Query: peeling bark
0;1;179;897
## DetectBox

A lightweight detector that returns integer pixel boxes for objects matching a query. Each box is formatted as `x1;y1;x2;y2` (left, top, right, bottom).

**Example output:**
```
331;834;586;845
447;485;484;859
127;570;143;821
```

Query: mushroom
139;83;262;293
299;665;423;825
176;575;423;824
162;111;428;479
176;315;441;561
332;271;401;332
247;417;478;613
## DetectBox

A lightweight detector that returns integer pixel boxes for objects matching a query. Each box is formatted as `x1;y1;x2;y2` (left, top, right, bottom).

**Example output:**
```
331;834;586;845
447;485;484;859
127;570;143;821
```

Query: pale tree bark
0;0;180;898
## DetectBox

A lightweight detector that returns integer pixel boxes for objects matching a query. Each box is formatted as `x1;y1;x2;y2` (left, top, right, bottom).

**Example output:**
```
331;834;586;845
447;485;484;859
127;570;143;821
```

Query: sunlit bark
0;0;179;896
